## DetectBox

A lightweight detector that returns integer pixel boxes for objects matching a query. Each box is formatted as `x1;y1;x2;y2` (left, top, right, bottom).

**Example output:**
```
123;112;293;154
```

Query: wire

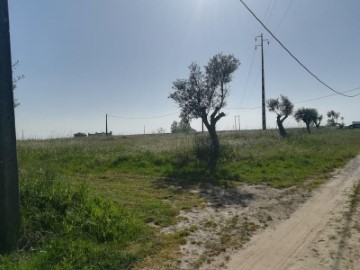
107;112;178;120
107;86;360;121
227;86;360;111
241;49;257;106
238;0;360;98
262;0;273;24
265;0;279;25
294;86;360;104
275;0;295;32
226;106;261;110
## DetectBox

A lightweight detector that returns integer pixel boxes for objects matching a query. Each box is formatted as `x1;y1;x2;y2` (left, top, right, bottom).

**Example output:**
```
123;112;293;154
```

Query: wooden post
0;0;20;254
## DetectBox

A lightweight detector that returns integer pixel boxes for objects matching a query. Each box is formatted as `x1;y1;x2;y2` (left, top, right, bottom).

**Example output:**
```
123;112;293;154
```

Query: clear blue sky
9;0;360;138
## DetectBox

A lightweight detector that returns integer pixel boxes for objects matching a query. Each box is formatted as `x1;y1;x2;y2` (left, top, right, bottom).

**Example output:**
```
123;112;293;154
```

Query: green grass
216;129;360;187
0;166;153;270
1;128;360;269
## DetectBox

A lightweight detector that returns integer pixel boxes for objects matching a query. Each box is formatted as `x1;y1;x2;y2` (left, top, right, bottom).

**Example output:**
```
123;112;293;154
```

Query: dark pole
0;0;20;254
260;34;266;130
105;114;108;135
256;34;268;130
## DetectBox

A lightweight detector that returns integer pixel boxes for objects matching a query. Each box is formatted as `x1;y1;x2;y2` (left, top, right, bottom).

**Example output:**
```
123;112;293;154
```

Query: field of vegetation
1;128;360;269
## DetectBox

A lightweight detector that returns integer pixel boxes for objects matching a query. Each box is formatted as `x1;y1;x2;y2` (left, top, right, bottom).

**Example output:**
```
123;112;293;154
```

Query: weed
193;254;208;269
203;220;218;228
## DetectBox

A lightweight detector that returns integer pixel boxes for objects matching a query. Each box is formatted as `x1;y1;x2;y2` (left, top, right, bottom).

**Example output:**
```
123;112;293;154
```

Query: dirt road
227;155;360;270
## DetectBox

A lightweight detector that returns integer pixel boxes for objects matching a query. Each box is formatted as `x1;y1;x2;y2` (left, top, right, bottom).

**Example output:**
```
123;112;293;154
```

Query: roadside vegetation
1;128;360;269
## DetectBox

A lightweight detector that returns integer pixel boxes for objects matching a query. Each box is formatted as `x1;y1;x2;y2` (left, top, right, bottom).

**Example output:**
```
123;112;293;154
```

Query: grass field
1;128;360;269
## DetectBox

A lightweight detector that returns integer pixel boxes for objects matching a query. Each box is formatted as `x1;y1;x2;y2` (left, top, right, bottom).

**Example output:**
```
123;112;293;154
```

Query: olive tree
170;119;192;133
326;110;341;127
294;107;318;133
169;53;240;167
315;115;323;128
267;95;294;138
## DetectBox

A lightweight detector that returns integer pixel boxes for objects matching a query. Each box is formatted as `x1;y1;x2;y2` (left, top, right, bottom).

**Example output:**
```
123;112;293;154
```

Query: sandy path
227;155;360;270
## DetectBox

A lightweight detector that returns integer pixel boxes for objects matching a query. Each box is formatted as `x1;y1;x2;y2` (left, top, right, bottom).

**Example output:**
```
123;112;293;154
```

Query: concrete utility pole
106;114;108;134
256;34;269;130
234;115;240;131
0;0;20;254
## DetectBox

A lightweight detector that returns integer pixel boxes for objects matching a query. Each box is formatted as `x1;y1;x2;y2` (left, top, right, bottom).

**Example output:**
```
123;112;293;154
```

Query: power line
295;86;360;104
238;0;360;98
241;48;256;105
262;0;273;25
107;112;178;120
265;0;279;25
107;86;360;121
225;106;261;110
227;86;360;111
275;0;295;32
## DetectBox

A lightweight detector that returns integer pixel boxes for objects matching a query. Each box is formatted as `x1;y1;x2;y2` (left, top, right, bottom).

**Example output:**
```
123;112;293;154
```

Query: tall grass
1;128;359;269
0;165;152;269
216;129;360;187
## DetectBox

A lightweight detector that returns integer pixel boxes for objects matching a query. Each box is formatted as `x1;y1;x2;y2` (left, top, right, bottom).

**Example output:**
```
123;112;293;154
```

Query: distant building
74;132;87;137
348;122;360;129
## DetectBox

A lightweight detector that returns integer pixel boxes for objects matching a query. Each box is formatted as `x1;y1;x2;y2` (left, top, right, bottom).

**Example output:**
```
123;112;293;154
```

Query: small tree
315;115;323;128
326;110;341;127
339;116;345;129
170;121;178;133
169;53;240;167
294;107;318;133
12;61;24;108
267;95;294;138
170;119;192;133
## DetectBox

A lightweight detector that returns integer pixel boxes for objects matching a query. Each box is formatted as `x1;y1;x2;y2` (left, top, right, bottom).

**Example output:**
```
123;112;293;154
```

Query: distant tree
157;127;166;134
294;107;318;133
170;119;192;133
170;121;178;133
315;115;323;128
339;116;345;129
12;60;24;108
169;53;240;167
326;110;341;127
267;95;294;138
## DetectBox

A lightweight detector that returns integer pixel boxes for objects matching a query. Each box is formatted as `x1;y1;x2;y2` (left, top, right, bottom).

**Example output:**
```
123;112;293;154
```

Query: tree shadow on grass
155;166;255;208
152;143;255;208
198;185;255;208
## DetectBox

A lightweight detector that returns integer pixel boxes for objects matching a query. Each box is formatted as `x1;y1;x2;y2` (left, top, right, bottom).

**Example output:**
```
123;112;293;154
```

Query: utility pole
234;115;240;131
256;33;269;130
105;114;108;135
0;0;20;254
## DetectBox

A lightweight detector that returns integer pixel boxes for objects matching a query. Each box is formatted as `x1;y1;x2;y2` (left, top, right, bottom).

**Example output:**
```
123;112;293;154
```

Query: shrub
6;166;146;269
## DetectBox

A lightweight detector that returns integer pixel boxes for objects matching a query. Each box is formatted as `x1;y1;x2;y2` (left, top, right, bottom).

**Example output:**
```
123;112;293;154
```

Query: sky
8;0;360;139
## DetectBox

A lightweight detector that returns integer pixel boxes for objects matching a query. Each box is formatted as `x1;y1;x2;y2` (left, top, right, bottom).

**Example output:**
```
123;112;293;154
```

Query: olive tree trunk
276;116;287;138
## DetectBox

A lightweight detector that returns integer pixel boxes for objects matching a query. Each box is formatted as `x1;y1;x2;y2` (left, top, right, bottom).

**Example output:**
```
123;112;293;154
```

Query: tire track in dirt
227;155;360;270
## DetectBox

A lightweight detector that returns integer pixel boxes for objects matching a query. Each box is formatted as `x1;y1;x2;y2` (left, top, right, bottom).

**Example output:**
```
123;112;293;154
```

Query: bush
193;134;213;163
3;166;146;269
